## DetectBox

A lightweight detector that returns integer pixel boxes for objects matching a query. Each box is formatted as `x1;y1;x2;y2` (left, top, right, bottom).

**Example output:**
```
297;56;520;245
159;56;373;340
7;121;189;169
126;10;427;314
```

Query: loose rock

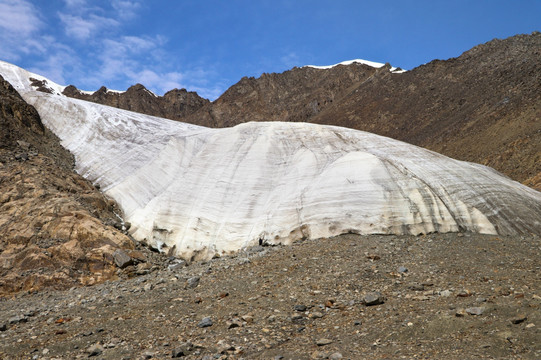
511;315;527;324
363;292;384;306
466;307;485;316
197;317;213;328
86;343;103;357
113;249;133;268
187;276;200;289
316;338;333;346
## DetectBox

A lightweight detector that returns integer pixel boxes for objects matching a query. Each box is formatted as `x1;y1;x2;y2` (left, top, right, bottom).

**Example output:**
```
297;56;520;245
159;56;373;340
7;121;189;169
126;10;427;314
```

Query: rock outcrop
183;63;380;127
0;75;138;296
62;83;209;121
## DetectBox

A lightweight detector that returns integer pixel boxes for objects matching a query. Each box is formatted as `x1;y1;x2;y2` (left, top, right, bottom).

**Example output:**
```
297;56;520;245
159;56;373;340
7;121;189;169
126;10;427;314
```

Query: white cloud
29;46;81;86
63;0;87;8
0;0;42;36
58;13;119;40
0;0;47;61
112;0;141;20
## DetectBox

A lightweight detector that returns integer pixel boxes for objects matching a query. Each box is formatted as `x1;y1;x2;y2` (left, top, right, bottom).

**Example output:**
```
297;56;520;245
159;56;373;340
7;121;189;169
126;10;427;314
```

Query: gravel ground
1;233;540;359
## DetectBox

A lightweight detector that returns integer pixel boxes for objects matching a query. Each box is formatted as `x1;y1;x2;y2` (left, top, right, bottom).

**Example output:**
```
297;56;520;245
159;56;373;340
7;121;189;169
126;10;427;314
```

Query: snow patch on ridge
0;60;66;95
304;59;406;73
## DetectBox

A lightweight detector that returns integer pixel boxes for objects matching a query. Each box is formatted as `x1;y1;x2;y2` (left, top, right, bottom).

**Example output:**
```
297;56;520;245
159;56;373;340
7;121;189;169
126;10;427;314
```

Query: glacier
1;60;540;260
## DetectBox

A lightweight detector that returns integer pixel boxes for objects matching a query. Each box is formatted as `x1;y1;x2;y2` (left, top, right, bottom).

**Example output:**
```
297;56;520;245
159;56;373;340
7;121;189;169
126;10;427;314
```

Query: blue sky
1;0;539;100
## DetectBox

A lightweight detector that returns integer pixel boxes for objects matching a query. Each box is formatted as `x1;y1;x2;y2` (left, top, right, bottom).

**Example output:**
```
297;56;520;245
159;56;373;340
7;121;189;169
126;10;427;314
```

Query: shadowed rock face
0;75;44;149
62;83;210;121
183;63;380;127
0;75;137;296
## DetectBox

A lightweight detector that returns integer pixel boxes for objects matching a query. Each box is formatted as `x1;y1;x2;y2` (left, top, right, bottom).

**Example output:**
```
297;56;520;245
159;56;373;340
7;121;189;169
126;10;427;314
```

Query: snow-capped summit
304;59;405;73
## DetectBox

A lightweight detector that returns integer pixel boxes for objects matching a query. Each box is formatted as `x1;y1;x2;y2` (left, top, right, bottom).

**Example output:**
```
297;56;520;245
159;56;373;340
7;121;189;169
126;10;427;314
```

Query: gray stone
226;318;242;329
168;260;186;271
16;140;31;149
311;311;324;319
439;290;452;297
217;341;235;354
465;307;485;316
8;314;27;324
172;341;193;357
171;348;186;358
113;249;133;269
15;152;28;161
329;353;343;360
86;343;104;357
294;304;307;312
511;315;527;324
197;317;213;328
142;351;154;359
397;266;408;273
248;245;265;253
187;276;200;289
363;292;384;306
408;284;425;291
316;338;333;346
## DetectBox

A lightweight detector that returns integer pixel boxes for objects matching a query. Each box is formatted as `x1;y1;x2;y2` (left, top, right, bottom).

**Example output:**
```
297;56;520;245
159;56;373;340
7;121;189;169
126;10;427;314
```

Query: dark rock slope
184;63;381;127
0;75;141;296
63;83;209;121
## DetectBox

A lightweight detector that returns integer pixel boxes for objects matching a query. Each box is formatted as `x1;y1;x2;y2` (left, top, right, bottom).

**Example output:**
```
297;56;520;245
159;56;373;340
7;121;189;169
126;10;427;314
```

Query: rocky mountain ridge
62;83;209;121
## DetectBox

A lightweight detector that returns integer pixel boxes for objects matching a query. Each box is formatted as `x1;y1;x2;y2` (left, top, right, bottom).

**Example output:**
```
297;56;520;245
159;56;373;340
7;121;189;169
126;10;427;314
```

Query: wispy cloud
29;44;81;85
0;0;46;61
63;0;87;8
281;52;300;68
112;0;141;20
58;13;119;40
0;0;42;36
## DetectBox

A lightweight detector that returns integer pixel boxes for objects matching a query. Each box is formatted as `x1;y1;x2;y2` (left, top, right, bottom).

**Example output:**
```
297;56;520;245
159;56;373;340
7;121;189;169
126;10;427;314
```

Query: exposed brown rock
310;32;541;189
62;83;209;121
0;75;135;296
185;63;379;127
